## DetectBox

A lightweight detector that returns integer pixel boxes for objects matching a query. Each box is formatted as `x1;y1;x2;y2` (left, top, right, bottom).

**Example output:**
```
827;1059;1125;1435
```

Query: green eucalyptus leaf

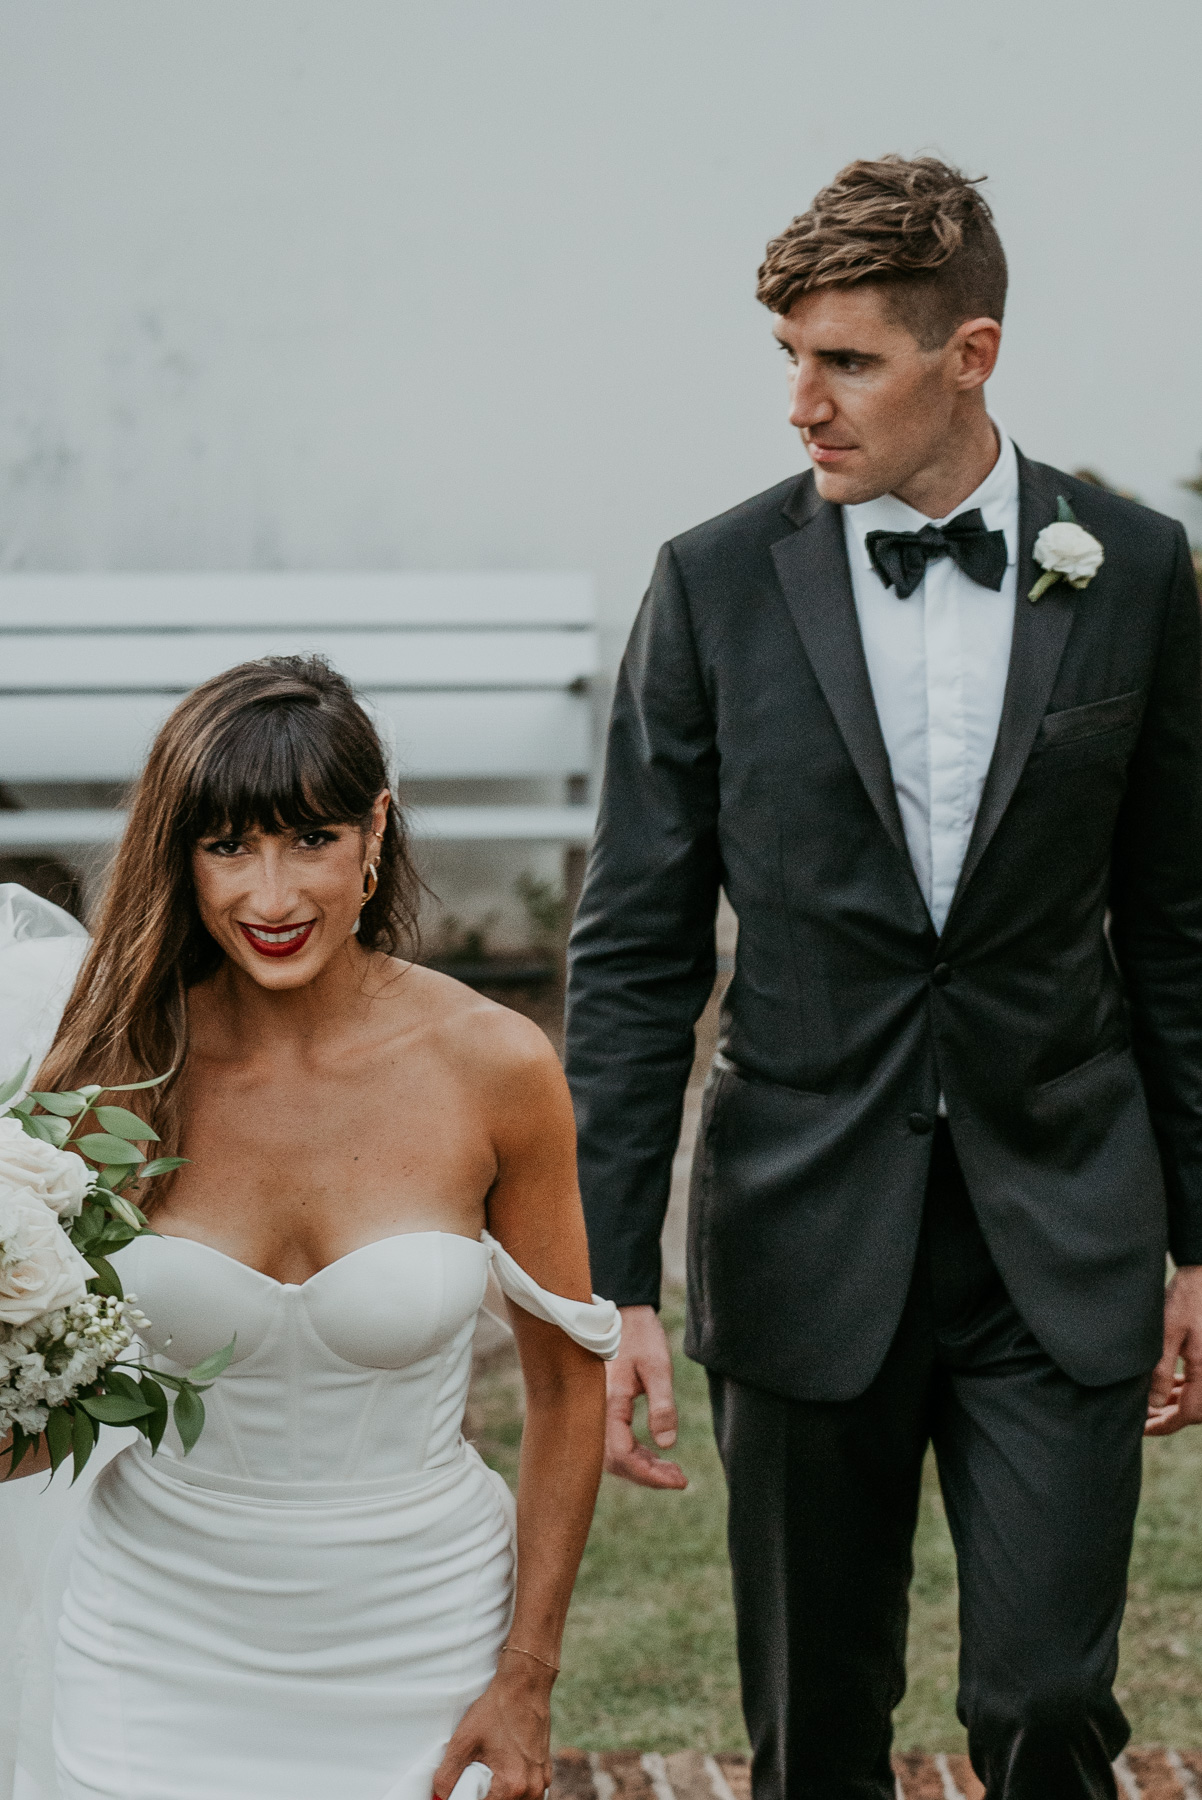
172;1385;206;1455
23;1112;71;1147
96;1223;138;1256
92;1106;160;1143
73;1133;145;1165
71;1405;95;1482
6;1424;33;1476
187;1337;237;1384
76;1084;103;1100
94;1070;174;1095
1056;494;1078;524
138;1156;190;1180
86;1255;124;1302
103;1369;144;1406
27;1090;89;1117
97;1189;148;1224
145;1370;184;1392
78;1394;153;1424
70;1208;103;1249
107;1194;144;1231
99;1165;134;1192
44;1406;73;1475
0;1059;31;1109
10;1097;34;1117
139;1376;169;1452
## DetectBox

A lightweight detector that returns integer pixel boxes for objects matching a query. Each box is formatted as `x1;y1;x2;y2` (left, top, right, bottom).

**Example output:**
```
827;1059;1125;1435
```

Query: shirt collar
843;421;1019;571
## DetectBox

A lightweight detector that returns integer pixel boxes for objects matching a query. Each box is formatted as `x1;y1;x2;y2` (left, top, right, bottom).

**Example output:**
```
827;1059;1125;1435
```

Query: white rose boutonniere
1029;496;1105;602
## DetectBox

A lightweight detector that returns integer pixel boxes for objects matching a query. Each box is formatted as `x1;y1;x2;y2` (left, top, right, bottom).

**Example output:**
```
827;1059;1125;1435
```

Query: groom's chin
811;465;849;503
810;462;885;507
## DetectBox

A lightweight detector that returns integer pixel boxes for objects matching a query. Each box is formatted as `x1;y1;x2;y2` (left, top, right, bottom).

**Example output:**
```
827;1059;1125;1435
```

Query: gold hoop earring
360;863;379;910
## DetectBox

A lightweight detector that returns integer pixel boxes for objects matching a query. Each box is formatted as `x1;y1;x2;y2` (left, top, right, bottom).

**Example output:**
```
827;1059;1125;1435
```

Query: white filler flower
0;1115;93;1219
0;1292;136;1438
0;1187;94;1325
1030;521;1105;600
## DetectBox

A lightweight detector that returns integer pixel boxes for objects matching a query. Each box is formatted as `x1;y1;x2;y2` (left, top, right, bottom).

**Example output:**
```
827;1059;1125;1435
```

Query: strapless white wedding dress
52;1228;618;1800
0;884;620;1800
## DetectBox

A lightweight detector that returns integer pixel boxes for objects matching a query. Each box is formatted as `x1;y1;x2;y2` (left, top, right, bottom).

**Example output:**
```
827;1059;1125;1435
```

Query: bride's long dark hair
37;656;422;1177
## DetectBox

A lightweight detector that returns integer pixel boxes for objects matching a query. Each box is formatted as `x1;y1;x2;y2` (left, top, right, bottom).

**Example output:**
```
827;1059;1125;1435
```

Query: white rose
0;1115;92;1219
0;1188;93;1326
1032;521;1105;587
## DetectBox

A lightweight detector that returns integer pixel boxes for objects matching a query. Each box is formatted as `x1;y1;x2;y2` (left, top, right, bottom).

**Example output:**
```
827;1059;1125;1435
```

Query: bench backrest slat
0;573;594;629
0;574;596;789
0;630;595;693
0;692;590;783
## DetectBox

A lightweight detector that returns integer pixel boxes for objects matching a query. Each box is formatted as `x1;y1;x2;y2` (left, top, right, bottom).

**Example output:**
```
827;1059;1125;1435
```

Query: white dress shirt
842;425;1019;935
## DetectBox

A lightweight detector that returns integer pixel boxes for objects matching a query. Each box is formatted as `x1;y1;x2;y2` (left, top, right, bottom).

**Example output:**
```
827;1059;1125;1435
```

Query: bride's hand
432;1654;554;1800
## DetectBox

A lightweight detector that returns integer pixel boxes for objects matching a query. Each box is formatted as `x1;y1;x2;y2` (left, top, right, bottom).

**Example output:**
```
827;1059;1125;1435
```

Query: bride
1;654;617;1800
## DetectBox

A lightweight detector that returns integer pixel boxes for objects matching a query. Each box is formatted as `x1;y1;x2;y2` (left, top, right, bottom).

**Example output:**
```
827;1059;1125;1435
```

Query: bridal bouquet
0;1061;232;1482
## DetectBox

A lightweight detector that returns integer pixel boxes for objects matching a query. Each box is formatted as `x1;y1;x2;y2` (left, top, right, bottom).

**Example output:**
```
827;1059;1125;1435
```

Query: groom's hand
1145;1265;1202;1436
604;1306;688;1489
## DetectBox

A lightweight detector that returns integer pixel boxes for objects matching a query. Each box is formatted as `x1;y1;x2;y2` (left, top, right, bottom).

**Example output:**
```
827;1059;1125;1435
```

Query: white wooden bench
0;573;598;850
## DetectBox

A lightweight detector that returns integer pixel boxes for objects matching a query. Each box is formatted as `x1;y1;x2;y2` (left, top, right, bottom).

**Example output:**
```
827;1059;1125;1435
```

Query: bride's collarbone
175;1091;499;1200
179;1078;497;1166
185;979;502;1102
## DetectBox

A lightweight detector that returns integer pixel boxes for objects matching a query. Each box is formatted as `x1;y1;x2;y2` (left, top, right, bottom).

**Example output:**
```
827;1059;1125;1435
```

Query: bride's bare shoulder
382;958;561;1088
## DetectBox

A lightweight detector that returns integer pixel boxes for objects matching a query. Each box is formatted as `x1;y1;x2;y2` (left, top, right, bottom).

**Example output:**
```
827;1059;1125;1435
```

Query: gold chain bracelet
499;1643;560;1675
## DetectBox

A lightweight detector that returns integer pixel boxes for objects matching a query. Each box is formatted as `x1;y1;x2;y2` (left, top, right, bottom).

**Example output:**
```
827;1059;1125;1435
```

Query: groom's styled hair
757;155;1007;349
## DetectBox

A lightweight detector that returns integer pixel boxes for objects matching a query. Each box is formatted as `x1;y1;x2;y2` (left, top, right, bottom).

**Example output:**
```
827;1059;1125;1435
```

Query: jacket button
932;963;952;986
908;1112;933;1135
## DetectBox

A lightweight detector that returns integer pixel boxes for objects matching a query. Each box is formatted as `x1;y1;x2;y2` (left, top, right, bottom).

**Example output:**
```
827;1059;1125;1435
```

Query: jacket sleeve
564;542;722;1306
1110;527;1202;1265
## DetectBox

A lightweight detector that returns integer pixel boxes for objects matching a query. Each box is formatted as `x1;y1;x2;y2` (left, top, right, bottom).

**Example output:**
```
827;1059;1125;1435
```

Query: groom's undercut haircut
757;155;1007;350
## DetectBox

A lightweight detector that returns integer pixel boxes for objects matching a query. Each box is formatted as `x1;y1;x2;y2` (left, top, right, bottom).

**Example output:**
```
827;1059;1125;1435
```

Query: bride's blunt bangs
183;680;390;847
35;656;423;1194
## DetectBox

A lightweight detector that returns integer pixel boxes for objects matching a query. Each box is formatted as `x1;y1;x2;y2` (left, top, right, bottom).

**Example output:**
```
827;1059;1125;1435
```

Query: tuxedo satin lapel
944;453;1075;926
771;492;913;873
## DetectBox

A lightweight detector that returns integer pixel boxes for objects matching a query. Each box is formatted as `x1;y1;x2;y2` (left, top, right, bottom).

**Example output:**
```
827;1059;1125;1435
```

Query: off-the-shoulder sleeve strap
481;1231;622;1360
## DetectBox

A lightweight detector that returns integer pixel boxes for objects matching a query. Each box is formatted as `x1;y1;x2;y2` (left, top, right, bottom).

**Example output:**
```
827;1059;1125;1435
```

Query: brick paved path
551;1747;1202;1800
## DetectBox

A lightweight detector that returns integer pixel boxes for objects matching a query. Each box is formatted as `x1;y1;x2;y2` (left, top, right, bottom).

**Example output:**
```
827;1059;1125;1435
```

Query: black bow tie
864;508;1008;600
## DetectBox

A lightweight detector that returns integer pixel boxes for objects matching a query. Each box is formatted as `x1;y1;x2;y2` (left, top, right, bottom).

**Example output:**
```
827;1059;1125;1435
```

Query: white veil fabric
0;884;89;1093
0;885;130;1800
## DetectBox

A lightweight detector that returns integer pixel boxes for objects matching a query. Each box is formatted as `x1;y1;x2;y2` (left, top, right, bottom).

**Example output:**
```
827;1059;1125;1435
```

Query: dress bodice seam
149;1227;489;1292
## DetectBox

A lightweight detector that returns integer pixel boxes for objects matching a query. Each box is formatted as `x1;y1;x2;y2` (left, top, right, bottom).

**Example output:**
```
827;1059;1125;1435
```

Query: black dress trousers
708;1124;1151;1800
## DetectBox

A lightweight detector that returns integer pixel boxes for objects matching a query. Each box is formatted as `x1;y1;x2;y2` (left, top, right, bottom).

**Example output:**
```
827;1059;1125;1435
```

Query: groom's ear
948;315;1002;392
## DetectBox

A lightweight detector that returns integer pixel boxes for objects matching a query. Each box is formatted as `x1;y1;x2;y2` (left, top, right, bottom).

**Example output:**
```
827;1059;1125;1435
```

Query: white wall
2;1;1200;925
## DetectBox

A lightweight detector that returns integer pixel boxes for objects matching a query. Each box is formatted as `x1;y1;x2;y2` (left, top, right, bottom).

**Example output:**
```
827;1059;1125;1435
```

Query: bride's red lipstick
237;920;316;959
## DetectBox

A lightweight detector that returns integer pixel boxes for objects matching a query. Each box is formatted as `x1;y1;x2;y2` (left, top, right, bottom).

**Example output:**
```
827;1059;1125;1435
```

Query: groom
564;156;1202;1799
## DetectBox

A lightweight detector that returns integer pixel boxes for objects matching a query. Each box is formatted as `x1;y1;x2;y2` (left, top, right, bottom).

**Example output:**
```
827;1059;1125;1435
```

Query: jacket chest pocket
1029;689;1143;757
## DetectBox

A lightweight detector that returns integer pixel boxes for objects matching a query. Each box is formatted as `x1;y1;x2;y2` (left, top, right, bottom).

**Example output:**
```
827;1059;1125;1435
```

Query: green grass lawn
469;1293;1202;1753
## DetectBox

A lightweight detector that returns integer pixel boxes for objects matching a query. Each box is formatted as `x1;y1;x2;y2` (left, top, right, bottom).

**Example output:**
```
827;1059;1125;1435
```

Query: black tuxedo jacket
564;454;1202;1401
